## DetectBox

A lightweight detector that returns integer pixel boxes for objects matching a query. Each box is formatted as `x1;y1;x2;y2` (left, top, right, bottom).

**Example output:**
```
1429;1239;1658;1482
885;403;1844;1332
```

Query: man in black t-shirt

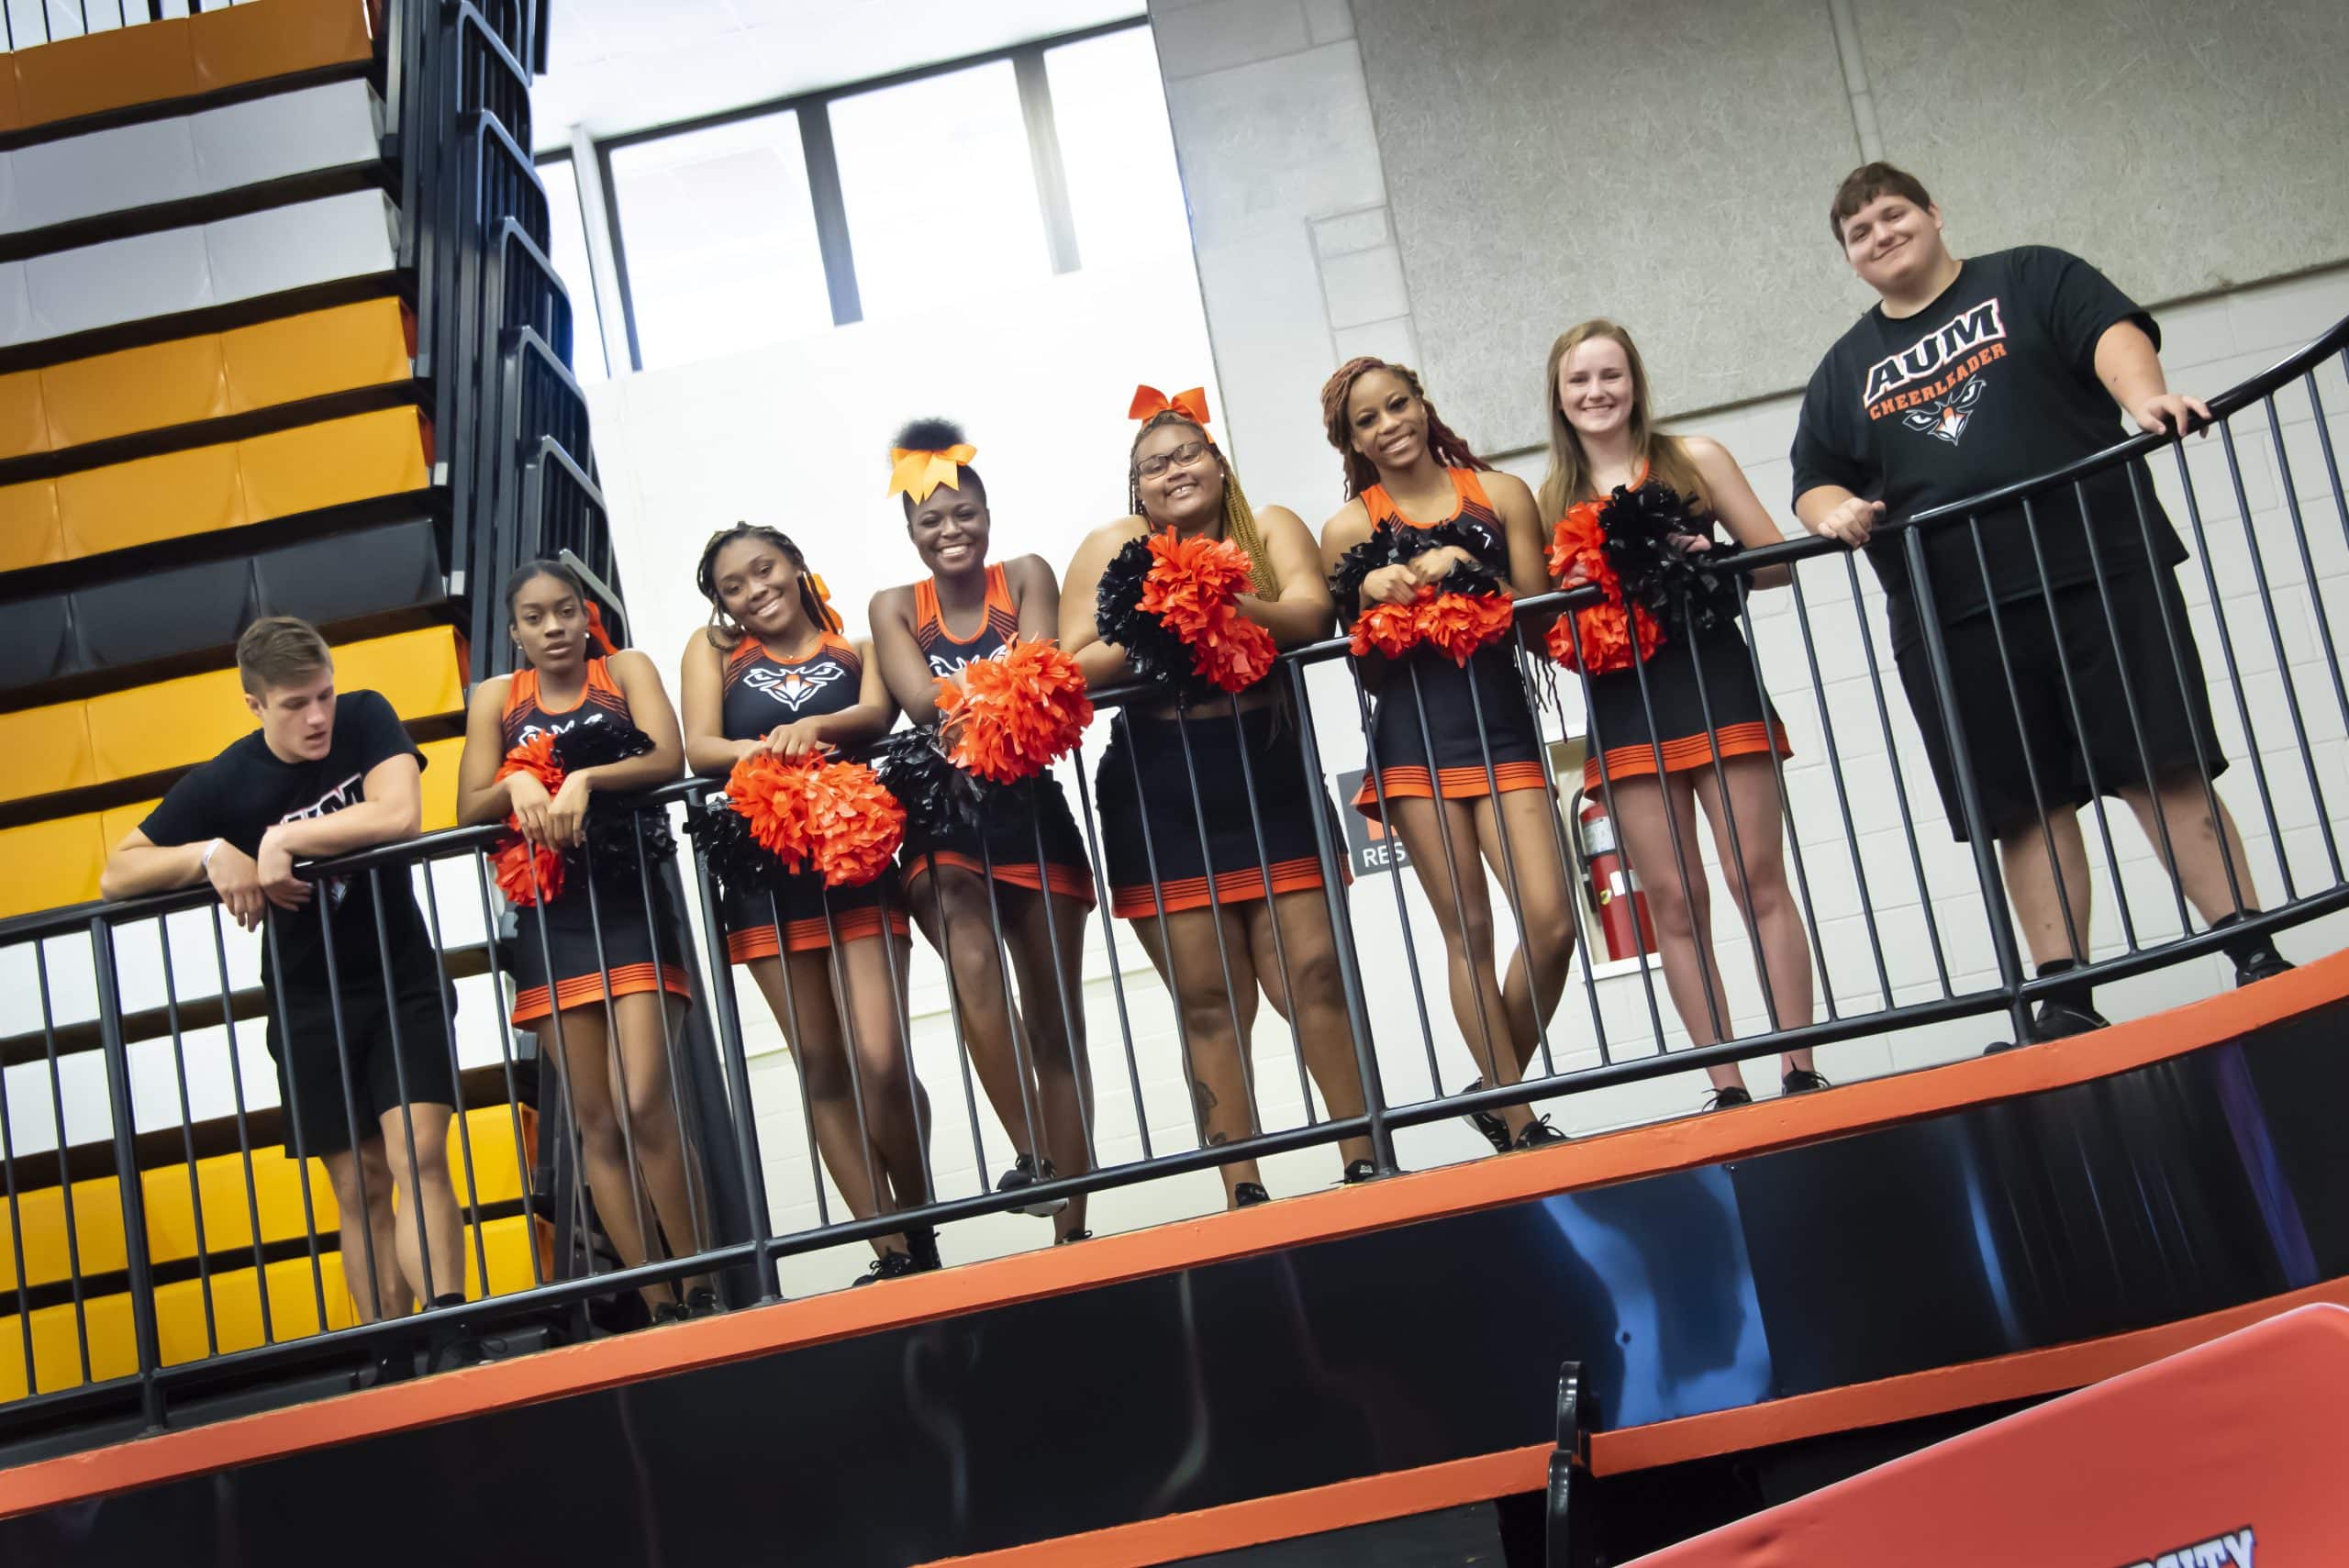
1790;163;2288;1041
102;617;466;1330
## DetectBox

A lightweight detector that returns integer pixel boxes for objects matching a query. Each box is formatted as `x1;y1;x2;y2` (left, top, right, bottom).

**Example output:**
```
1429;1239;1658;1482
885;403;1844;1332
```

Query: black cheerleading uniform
1093;528;1347;920
717;631;908;961
500;659;695;1028
901;562;1095;906
1350;467;1548;822
1565;479;1791;794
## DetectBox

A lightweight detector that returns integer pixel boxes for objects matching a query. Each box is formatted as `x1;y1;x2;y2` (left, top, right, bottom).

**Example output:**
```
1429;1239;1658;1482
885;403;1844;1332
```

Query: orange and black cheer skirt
900;773;1097;907
1353;644;1549;822
509;882;694;1027
1580;618;1789;790
1095;705;1346;919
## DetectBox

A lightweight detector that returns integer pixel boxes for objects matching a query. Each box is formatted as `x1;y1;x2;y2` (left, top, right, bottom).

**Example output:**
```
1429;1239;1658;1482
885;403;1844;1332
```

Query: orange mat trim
1;949;2341;1522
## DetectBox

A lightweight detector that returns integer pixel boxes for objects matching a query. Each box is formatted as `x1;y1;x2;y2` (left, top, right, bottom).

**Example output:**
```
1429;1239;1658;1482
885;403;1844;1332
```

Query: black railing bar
2015;884;2349;999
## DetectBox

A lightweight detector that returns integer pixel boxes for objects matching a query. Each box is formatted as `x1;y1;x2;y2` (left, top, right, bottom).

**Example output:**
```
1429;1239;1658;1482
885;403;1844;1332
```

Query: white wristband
200;838;224;873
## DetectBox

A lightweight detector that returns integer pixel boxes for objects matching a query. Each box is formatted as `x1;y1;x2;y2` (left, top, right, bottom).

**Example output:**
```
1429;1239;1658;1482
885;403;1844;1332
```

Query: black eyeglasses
1134;439;1210;479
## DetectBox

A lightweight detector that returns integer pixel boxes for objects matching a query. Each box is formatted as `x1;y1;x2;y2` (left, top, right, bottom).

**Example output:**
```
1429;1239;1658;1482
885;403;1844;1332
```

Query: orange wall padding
0;405;428;562
0;297;412;460
3;0;371;136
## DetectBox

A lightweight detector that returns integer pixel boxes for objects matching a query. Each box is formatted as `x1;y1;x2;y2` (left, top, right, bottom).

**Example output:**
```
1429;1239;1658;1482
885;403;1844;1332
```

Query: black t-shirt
140;690;432;1001
1790;246;2187;649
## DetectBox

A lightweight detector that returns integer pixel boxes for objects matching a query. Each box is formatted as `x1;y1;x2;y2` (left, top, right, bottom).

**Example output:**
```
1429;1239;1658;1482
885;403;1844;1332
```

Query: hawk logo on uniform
516;712;605;746
745;661;848;713
926;644;1011;680
1902;374;1987;446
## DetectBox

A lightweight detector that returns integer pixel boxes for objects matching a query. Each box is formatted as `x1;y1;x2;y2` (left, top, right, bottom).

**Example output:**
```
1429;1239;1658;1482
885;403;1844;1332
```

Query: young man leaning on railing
99;616;480;1378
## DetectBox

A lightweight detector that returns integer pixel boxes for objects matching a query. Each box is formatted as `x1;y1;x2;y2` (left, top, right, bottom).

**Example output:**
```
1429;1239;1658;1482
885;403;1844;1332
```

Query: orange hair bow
583;599;617;656
1129;384;1213;439
886;443;977;504
807;572;843;633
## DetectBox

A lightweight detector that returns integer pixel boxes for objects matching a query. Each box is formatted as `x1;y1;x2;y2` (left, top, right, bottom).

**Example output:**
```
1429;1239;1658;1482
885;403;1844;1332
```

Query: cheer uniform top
1351;468;1548;821
1564;477;1790;793
902;564;1095;905
718;631;907;960
500;658;694;1027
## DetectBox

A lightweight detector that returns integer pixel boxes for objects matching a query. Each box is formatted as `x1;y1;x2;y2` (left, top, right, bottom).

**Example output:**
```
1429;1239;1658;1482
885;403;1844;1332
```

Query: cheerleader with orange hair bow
677;522;940;1287
454;556;714;1318
1058;384;1375;1209
867;418;1098;1244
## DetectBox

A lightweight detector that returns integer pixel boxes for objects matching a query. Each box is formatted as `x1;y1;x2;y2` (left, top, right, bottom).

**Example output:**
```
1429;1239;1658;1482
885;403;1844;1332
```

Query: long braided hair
1129;410;1280;597
696;522;841;650
1318;356;1491;501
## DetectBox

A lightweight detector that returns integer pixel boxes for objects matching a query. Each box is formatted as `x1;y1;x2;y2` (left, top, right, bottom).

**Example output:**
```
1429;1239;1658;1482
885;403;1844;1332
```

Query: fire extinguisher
1578;795;1656;962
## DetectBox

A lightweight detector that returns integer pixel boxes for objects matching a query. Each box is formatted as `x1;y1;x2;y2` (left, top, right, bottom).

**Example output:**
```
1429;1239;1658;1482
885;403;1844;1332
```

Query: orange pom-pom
492;833;564;906
796;757;906;888
1350;598;1424;660
1137;533;1275;693
1187;600;1278;692
496;731;565;792
724;751;813;867
1547;500;1664;674
1418;589;1517;665
942;640;1095;784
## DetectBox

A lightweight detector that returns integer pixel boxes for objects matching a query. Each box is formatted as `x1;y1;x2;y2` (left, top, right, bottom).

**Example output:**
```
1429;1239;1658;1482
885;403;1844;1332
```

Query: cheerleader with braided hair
679;522;938;1285
1319;357;1576;1153
1060;387;1373;1207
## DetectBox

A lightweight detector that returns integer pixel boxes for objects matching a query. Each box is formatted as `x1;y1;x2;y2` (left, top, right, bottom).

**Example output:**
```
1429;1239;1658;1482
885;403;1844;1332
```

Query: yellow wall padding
0;300;413;461
2;1105;531;1294
189;0;374;97
4;0;371;139
0;478;64;573
0;815;105;919
417;735;463;833
82;625;460;789
1;1217;540;1399
0;372;48;457
0;701;95;802
41;406;425;562
38;337;232;455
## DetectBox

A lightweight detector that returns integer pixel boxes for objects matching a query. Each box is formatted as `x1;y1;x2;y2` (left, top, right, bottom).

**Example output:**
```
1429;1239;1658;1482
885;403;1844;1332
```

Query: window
537;155;612;384
607;110;834;371
1046;27;1194;270
829;61;1052;324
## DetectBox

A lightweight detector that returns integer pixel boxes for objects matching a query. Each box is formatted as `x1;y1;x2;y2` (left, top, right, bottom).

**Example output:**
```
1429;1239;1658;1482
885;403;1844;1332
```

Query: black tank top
719;631;865;741
500;657;632;749
912;562;1019;678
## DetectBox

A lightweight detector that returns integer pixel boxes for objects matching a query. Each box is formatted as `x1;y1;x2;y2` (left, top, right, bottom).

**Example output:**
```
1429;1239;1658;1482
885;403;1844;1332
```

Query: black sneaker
1341;1159;1378;1184
1055;1229;1094;1246
1512;1116;1567;1149
683;1286;722;1318
852;1250;919;1286
904;1226;943;1273
997;1153;1069;1218
651;1297;688;1325
1457;1078;1512;1154
2030;998;2110;1040
2236;949;2294;986
426;1331;501;1373
1233;1182;1272;1207
1703;1084;1753;1112
1781;1068;1831;1095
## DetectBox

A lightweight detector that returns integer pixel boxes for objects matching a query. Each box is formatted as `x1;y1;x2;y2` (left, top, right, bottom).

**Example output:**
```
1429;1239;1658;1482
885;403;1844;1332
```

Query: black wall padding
0;519;447;694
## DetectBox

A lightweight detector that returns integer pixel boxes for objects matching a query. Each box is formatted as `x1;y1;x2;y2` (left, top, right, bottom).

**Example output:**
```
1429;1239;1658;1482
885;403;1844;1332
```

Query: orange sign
1631;1304;2349;1566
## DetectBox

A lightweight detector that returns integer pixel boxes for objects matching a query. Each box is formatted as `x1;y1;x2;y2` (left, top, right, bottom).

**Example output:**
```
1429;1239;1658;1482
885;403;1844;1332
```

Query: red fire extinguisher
1578;795;1656;962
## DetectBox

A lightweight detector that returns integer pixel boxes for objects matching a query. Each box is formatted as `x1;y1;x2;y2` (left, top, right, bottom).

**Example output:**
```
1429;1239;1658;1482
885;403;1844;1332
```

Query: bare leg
539;1004;673;1310
907;864;1044;1170
607;992;710;1298
1609;773;1743;1091
1132;904;1265;1205
745;953;910;1260
377;1102;463;1307
1691;757;1817;1078
1475;788;1579;1081
832;932;932;1216
1245;889;1375;1172
1004;886;1097;1240
2118;772;2261;927
1998;809;2093;968
323;1139;406;1323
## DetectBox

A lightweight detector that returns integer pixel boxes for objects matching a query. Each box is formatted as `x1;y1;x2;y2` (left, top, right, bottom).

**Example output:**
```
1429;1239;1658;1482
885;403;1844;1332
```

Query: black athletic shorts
268;975;461;1155
1895;568;2227;843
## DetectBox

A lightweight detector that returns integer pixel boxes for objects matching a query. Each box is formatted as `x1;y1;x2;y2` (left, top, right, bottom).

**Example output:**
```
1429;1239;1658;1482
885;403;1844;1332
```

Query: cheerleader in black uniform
1542;319;1819;1107
869;420;1096;1243
679;524;936;1283
455;559;711;1316
1319;358;1576;1151
1061;389;1374;1207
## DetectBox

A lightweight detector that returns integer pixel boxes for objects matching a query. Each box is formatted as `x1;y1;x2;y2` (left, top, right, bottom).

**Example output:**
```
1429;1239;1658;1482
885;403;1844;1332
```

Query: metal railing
3;308;2343;1446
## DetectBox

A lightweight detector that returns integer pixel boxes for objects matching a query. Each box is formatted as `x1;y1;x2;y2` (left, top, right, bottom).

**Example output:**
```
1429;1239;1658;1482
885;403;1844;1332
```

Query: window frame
589;15;1141;373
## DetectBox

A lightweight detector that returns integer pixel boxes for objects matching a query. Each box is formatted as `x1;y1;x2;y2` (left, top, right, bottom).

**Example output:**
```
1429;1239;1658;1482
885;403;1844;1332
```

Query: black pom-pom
1598;482;1746;633
681;796;789;900
1095;534;1210;697
553;719;655;773
874;725;996;841
893;417;967;453
1327;525;1397;627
